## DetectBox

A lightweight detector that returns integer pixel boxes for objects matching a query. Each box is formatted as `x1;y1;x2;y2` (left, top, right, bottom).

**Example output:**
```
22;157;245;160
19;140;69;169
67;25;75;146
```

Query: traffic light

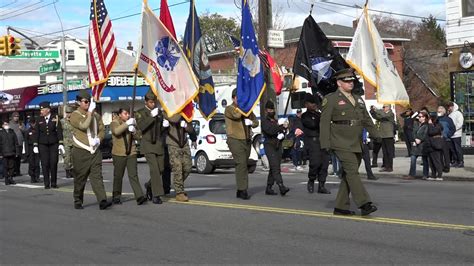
0;35;7;56
7;35;21;56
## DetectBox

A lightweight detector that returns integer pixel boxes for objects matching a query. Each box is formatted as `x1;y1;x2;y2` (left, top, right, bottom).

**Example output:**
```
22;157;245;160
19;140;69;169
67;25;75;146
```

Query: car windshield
209;119;226;134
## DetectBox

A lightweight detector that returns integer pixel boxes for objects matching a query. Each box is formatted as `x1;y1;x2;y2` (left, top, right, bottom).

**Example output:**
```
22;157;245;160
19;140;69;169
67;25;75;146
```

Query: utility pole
258;0;276;117
54;2;67;116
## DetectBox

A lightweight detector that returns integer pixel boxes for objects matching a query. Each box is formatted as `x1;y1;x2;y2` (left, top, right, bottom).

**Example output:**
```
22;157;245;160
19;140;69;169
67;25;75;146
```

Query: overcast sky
0;0;445;48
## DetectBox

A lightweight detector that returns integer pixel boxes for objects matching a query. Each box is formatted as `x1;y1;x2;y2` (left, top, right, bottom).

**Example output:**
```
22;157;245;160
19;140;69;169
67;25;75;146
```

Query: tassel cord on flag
126;67;139;156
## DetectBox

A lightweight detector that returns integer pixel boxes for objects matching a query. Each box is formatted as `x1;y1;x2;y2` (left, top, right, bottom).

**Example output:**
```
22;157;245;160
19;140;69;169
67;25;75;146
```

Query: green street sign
39;62;61;75
9;50;60;59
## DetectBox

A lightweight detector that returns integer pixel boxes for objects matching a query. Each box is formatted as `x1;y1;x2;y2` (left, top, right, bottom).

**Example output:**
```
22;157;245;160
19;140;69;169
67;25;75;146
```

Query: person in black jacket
302;93;330;194
25;118;40;183
426;115;444;181
0;121;20;185
33;101;64;189
401;108;415;157
261;100;290;196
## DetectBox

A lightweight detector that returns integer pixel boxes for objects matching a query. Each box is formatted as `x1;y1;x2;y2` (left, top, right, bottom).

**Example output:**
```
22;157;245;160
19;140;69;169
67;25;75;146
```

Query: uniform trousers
264;142;283;185
72;147;107;204
39;143;59;187
381;138;395;169
112;155;144;200
168;145;192;194
162;145;172;194
144;153;165;197
227;137;251;191
334;150;371;210
305;137;328;182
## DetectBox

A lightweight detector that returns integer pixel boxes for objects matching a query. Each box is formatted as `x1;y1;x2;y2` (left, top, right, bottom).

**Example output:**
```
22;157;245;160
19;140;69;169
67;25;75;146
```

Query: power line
0;0;18;9
28;0;190;39
319;0;446;22
0;0;44;16
0;0;60;21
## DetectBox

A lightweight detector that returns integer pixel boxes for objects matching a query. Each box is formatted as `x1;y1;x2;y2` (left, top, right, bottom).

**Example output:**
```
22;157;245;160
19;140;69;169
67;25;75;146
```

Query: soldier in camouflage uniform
162;114;197;202
61;105;75;178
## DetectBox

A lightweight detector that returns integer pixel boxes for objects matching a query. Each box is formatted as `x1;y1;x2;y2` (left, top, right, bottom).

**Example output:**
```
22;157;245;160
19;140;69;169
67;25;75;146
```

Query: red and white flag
88;0;117;101
135;0;198;118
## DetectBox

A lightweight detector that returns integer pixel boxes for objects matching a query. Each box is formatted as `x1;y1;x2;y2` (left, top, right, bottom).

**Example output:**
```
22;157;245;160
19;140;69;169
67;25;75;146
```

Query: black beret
304;93;316;104
145;89;157;101
265;100;275;109
39;101;50;109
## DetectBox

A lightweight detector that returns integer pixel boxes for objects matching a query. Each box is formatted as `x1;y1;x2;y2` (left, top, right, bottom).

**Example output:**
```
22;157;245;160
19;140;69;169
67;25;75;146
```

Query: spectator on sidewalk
370;104;395;172
400;108;416;157
425;115;444;181
403;111;429;180
0;121;20;185
9;112;24;176
447;102;464;168
436;106;455;173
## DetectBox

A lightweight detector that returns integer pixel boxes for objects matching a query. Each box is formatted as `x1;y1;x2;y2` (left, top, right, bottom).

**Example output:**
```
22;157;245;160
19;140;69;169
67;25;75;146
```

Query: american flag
88;0;117;101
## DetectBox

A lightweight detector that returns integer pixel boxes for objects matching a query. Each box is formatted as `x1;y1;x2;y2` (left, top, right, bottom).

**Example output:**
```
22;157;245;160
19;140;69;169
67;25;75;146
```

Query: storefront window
451;71;474;147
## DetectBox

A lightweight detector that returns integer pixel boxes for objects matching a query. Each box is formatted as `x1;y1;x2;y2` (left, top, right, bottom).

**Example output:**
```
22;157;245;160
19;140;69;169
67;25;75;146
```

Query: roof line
406;64;439;97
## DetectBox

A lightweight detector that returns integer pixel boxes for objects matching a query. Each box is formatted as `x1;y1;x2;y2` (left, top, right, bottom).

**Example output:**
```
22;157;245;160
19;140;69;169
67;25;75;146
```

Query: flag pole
126;67;138;155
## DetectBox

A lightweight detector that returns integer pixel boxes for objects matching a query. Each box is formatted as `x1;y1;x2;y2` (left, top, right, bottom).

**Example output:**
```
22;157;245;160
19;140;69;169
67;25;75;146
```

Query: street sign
267;30;285;48
39;62;61;75
8;50;60;59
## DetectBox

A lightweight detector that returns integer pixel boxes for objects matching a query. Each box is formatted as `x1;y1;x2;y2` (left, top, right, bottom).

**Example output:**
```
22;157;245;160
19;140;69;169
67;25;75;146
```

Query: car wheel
195;152;214;174
248;164;256;174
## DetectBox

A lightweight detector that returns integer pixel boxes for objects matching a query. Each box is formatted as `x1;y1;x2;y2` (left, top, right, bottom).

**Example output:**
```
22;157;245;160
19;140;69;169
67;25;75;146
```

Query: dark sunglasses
81;100;90;104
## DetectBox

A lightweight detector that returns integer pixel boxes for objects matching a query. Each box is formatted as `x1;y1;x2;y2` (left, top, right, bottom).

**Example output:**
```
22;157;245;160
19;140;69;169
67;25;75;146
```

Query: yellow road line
10;185;473;231
168;199;474;231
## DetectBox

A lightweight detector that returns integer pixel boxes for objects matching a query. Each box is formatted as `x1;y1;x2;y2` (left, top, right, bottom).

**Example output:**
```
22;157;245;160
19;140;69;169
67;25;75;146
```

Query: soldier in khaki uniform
135;90;166;204
61;105;75;178
162;114;197;202
224;89;259;200
69;90;111;210
110;107;147;205
370;104;395;172
320;68;379;216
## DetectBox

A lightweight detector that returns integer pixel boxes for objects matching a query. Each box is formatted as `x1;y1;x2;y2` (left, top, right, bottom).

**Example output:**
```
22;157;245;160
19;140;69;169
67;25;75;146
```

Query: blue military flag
183;0;216;120
236;0;266;116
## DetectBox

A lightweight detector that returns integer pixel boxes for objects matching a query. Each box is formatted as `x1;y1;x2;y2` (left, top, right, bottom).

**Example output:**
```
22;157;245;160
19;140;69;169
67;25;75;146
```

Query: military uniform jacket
262;115;283;146
25;126;37;154
320;89;378;153
135;107;165;155
301;110;321;138
33;114;63;146
0;128;19;157
370;109;395;138
110;118;138;156
69;109;105;151
224;103;259;141
163;114;197;148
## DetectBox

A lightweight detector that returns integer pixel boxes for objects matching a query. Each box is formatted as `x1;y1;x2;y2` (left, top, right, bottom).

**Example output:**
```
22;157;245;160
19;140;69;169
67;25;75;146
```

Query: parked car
191;114;258;174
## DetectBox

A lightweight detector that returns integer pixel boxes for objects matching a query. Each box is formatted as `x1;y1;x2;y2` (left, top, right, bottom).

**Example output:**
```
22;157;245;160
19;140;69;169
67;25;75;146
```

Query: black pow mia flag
293;15;363;98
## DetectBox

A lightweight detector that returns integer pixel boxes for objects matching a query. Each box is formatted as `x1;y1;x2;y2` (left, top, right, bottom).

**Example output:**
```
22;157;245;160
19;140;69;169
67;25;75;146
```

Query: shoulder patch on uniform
322;98;328;107
135;112;141;119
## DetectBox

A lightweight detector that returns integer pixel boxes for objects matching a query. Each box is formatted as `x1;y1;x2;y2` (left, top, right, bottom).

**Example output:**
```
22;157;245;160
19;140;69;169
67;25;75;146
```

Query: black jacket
0;128;20;157
301;110;321;138
33;114;63;146
262;115;283;145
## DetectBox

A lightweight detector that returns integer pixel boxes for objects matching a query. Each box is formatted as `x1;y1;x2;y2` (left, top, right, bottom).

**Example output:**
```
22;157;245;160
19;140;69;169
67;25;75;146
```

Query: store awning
25;86;150;109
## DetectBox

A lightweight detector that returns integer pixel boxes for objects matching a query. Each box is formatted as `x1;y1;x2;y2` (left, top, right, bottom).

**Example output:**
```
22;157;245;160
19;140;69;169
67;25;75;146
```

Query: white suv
191;114;259;174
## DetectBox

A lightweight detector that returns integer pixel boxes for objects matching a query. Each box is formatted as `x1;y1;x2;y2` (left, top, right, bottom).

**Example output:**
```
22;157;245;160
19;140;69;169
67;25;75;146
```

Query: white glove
180;120;187;128
126;118;136;125
92;137;100;146
33;147;39;154
88;99;96;113
162;119;170;127
278;118;286;125
128;125;136;133
58;145;65;155
277;133;285;140
150;108;159;117
244;119;252;126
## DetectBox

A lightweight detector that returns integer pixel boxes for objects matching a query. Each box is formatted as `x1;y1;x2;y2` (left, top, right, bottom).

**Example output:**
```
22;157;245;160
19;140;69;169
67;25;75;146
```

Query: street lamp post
53;2;67;115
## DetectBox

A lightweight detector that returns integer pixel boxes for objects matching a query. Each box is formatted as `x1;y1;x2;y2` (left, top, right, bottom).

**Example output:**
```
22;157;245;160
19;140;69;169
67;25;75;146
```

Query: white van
190;113;259;174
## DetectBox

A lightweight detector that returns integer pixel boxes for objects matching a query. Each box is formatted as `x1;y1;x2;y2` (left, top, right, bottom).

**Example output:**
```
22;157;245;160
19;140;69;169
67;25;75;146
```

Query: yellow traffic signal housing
7;35;21;56
0;35;8;56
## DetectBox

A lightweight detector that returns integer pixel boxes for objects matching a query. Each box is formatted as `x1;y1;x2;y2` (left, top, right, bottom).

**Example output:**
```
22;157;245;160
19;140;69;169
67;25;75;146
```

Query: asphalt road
1;162;473;264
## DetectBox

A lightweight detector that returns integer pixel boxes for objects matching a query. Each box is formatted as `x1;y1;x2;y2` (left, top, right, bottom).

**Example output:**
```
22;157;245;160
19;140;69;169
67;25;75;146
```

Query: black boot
137;196;147;205
367;175;379;180
360;202;377;216
317;181;330;194
236;190;251;200
307;180;315;193
8;177;16;185
277;183;290;196
152;196;163;204
99;200;112;210
265;184;277;195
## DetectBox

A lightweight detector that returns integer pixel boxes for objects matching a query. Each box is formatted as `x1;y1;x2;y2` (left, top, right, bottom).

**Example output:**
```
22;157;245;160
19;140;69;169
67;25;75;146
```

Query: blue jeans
409;155;429;177
331;153;341;176
291;148;302;167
